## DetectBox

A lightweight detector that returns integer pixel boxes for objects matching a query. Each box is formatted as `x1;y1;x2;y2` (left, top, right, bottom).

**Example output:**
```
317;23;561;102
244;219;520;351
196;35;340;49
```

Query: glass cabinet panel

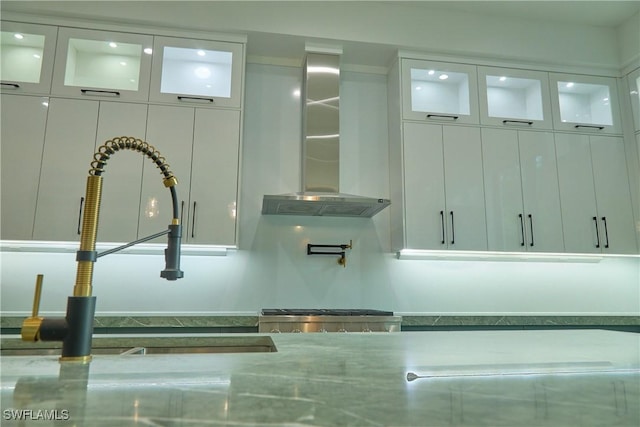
0;21;57;94
401;59;479;124
478;66;552;129
150;36;244;108
52;28;153;101
549;73;621;134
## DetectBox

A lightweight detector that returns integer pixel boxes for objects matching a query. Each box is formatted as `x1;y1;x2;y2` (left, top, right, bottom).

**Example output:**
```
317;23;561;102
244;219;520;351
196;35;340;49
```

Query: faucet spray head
161;222;184;281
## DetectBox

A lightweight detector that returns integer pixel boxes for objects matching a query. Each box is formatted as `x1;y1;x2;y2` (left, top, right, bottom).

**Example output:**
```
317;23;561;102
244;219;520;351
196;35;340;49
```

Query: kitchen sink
0;336;277;356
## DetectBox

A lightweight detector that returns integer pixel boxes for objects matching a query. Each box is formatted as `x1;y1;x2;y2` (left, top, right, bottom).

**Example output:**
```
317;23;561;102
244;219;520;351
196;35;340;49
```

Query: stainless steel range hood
261;51;390;218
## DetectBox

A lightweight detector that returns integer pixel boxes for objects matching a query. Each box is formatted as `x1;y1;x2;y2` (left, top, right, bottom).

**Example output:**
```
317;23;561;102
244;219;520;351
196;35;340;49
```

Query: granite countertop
1;330;638;426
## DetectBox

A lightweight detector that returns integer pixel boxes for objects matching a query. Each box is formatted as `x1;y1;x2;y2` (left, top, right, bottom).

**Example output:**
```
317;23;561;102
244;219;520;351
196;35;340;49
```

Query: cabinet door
94;102;148;243
549;73;622;134
555;133;600;253
478;66;552;130
0;95;49;239
149;36;244;108
51;27;153;102
188;109;241;245
401;59;479;124
590;136;638;254
1;21;57;95
402;122;447;249
481;128;525;251
138;105;194;242
33;98;99;241
443;126;487;250
518;131;564;252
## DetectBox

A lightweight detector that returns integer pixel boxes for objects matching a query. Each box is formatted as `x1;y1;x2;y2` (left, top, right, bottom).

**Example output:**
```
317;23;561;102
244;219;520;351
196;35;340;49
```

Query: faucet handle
21;274;45;341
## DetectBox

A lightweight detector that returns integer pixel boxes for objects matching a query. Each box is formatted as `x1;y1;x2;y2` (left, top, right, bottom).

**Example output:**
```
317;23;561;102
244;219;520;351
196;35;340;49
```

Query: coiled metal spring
90;136;175;181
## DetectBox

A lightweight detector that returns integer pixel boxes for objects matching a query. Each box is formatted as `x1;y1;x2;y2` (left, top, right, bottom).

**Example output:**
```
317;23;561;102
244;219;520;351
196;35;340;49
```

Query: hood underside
262;192;390;217
261;50;390;218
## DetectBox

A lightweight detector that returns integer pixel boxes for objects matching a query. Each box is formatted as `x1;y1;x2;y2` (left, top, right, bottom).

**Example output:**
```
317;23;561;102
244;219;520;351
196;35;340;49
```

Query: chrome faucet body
21;137;184;363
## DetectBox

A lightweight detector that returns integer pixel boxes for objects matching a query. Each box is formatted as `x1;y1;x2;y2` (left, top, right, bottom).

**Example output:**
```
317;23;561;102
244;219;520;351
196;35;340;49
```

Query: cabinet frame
1;21;58;95
149;36;244;108
477;66;553;130
549;73;622;134
51;27;153;101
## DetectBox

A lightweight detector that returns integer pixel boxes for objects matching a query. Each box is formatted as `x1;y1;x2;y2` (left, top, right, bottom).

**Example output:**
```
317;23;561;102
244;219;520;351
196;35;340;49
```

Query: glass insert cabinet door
477;66;553;129
149;36;244;108
0;21;58;94
401;58;479;124
51;27;153;101
549;73;621;134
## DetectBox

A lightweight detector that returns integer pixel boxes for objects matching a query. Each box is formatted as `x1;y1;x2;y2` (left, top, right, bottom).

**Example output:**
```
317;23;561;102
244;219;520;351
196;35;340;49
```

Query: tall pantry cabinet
0;19;245;247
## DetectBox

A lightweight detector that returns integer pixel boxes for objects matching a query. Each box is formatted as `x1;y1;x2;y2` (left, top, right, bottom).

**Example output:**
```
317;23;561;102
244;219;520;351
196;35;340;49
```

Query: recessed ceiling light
439;74;449;80
13;33;24;40
428;70;435;76
109;42;118;48
566;82;574;88
144;48;153;55
197;50;206;56
499;76;507;82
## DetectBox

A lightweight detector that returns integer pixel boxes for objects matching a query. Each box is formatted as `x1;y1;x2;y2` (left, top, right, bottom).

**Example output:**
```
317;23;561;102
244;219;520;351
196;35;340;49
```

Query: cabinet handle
440;210;445;244
503;119;533;126
426;114;459;120
177;96;215;104
80;89;121;97
593;216;600;248
1;82;20;89
574;124;604;130
519;214;525;246
191;201;197;239
77;197;85;235
180;201;185;222
450;211;455;245
601;216;609;249
528;214;534;247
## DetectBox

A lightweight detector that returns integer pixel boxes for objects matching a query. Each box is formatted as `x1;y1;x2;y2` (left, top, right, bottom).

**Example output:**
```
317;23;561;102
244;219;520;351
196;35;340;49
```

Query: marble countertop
1;330;638;426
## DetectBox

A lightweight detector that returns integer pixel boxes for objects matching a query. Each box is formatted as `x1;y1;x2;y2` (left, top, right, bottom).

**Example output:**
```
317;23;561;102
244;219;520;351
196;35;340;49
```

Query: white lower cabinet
403;122;487;250
137;105;240;245
555;133;637;254
94;102;148;243
33;98;99;241
481;128;564;252
0;95;49;240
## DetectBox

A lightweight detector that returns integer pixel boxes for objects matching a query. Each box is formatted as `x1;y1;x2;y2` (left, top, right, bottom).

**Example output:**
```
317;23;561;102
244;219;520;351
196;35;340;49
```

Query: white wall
2;64;638;317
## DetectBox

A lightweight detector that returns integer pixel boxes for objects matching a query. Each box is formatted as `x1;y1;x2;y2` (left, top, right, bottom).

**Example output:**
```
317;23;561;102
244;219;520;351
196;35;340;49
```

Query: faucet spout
21;137;184;362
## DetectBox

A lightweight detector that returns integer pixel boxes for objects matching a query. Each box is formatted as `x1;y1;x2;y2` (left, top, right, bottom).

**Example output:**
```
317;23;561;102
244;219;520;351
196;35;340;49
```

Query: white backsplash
1;64;638;316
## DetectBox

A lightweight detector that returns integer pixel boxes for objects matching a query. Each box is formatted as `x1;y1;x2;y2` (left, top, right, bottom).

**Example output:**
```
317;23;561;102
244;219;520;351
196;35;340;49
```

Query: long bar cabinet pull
180;201;185;222
1;82;20;89
80;89;120;97
77;197;85;235
601;216;609;249
440;210;445;244
575;124;604;130
518;214;525;246
528;214;534;247
450;211;455;245
593;216;600;248
191;201;197;239
503;120;533;126
427;114;459;120
177;96;215;104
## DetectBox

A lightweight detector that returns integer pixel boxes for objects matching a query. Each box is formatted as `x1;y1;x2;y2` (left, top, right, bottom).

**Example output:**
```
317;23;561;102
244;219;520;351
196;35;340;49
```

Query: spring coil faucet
21;137;184;363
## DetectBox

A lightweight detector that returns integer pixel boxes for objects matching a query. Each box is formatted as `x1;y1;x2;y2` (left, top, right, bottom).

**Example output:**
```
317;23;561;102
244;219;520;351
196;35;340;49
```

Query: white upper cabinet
549;73;621;134
149;36;243;108
401;59;479;124
478;66;552;130
627;68;640;132
51;27;153;101
0;21;57;94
